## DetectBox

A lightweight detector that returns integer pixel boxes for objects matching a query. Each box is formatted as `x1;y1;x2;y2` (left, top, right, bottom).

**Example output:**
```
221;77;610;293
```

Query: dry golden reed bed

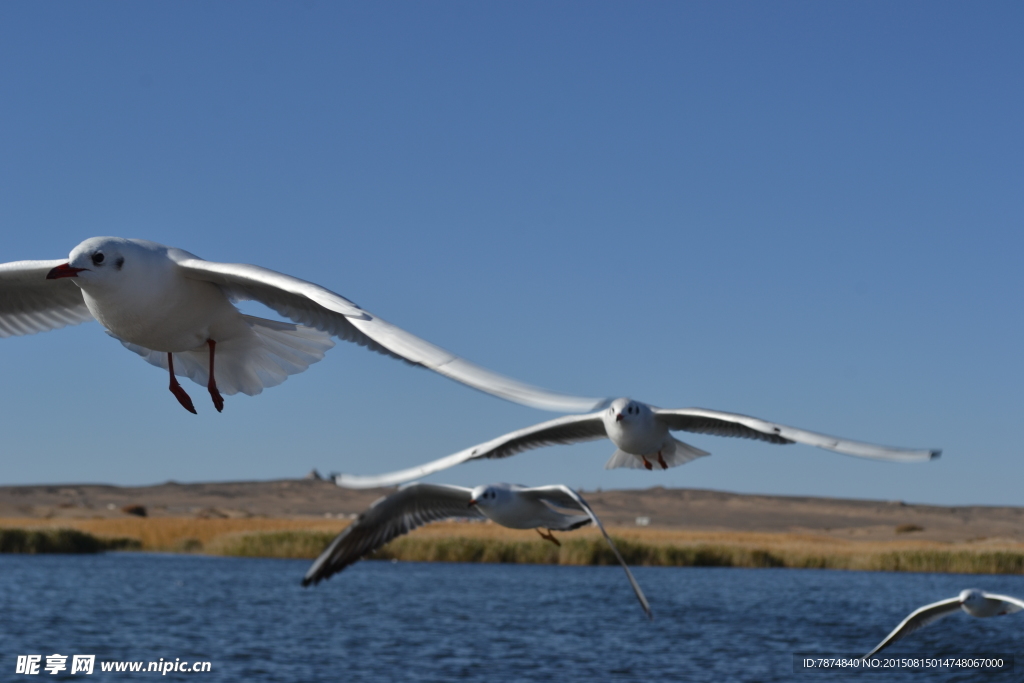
0;517;345;553
2;517;1023;574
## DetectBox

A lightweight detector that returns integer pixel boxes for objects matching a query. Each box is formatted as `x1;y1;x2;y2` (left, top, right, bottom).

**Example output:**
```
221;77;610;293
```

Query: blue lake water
1;553;1022;681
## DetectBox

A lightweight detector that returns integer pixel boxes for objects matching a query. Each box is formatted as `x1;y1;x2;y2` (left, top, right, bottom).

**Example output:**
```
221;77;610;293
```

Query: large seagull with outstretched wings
0;237;607;414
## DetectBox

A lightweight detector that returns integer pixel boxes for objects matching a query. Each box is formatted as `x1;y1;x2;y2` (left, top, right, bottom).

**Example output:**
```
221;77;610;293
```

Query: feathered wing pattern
655;407;939;462
117;315;334;395
862;598;963;658
982;593;1024;614
522;485;652;619
171;253;609;413
335;413;608;489
302;483;482;586
0;260;94;337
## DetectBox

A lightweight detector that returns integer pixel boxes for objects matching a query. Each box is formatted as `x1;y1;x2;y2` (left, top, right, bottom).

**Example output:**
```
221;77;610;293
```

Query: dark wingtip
930;449;942;460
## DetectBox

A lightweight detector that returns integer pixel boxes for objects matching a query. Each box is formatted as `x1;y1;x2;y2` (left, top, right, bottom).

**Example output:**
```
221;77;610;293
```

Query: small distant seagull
302;482;652;619
335;397;940;488
863;589;1024;658
0;237;606;413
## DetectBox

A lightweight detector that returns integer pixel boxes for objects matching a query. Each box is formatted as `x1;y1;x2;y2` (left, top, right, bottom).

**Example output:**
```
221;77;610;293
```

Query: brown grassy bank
0;516;345;552
212;532;1024;574
0;527;139;553
2;517;1022;574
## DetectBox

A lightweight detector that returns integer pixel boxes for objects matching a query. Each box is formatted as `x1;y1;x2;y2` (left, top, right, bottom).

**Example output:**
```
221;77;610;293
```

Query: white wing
302;483;481;586
334;413;608;489
0;260;94;337
862;597;962;658
169;252;608;413
654;408;940;462
521;485;652;619
981;593;1024;614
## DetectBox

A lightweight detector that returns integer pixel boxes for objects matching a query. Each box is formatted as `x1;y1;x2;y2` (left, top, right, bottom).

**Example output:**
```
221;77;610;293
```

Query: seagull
334;397;941;488
863;589;1024;658
0;237;606;413
302;482;652;618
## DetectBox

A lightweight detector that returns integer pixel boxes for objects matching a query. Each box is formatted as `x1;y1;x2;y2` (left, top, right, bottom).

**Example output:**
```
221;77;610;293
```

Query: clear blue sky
0;2;1020;505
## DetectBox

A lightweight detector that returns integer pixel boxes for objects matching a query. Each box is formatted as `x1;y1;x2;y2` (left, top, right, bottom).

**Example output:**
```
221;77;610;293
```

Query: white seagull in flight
335;397;940;488
863;589;1024;658
0;237;606;414
302;482;652;618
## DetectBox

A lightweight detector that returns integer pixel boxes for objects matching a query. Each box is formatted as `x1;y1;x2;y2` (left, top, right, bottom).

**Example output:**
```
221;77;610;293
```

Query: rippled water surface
2;553;1022;681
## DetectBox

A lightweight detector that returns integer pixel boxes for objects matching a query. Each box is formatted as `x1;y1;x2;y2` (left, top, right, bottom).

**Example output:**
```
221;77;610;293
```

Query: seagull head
606;397;649;425
960;589;984;607
468;484;502;509
49;238;176;297
48;237;135;286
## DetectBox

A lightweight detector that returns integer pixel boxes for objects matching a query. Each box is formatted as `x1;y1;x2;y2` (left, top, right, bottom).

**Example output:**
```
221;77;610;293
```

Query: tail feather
665;438;710;466
604;449;644;470
603;439;710;470
118;315;335;396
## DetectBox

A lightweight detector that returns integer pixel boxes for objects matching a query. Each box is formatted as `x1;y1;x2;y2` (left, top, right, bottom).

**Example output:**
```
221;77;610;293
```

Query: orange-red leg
207;339;224;413
536;528;561;546
167;353;197;414
658;451;668;469
642;456;653;470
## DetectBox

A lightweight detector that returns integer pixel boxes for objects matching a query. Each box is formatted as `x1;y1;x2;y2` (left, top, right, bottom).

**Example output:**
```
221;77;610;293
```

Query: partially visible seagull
302;482;652;619
0;237;606;413
334;397;941;488
863;589;1024;658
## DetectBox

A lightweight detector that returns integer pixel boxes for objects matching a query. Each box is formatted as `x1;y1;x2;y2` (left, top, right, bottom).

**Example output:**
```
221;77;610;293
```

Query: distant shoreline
3;478;1023;575
2;478;1023;544
2;518;1023;576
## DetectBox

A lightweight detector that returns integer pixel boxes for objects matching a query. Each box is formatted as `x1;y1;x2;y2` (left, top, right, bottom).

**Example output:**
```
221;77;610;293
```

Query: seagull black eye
92;252;105;265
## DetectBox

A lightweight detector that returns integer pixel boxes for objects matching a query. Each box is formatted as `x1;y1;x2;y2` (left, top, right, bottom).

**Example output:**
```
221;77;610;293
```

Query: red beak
46;264;87;280
615;413;623;422
467;499;477;507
